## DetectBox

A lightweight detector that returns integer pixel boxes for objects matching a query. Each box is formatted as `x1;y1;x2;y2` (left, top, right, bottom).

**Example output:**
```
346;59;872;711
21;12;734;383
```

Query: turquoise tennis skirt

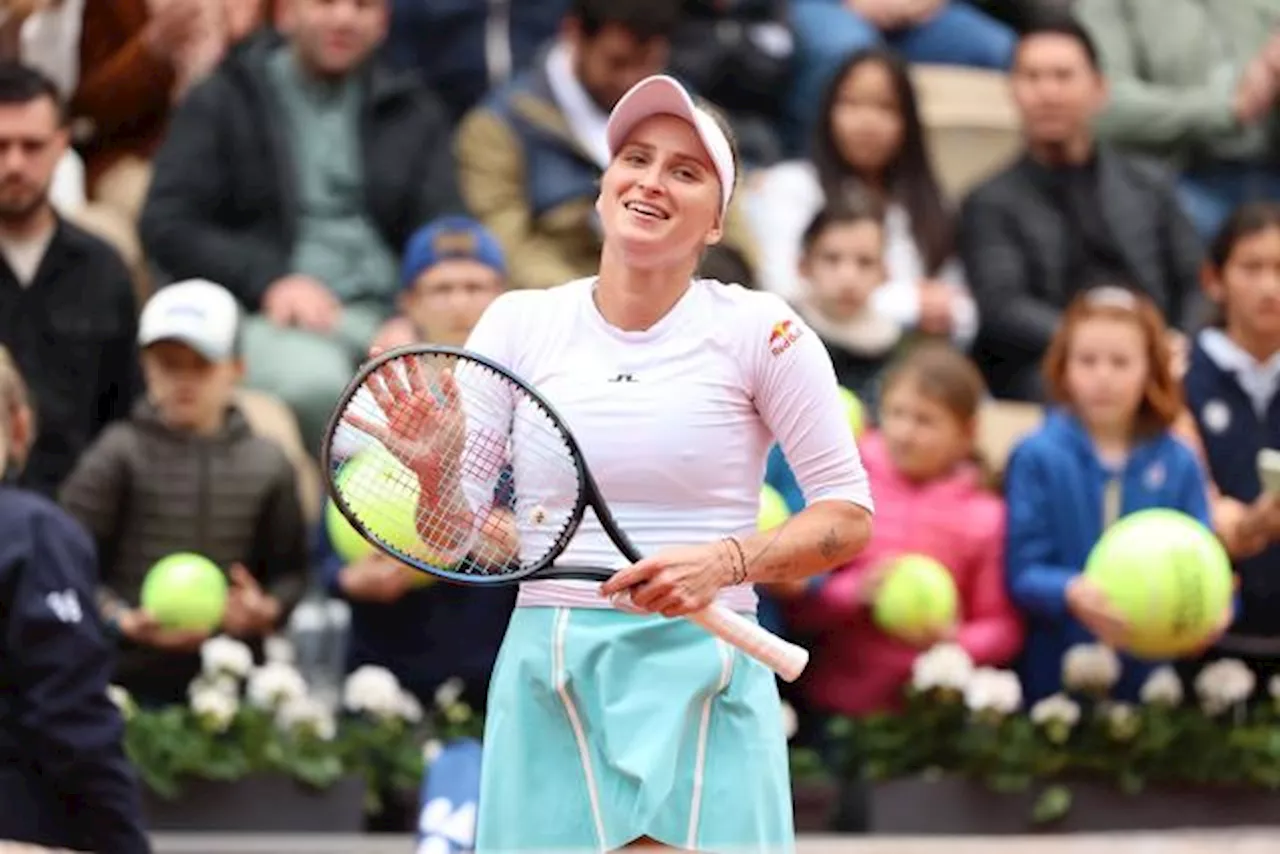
476;606;795;853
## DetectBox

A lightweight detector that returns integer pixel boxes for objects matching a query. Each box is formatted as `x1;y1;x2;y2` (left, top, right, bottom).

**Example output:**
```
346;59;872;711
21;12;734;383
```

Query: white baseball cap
605;75;736;219
138;278;241;362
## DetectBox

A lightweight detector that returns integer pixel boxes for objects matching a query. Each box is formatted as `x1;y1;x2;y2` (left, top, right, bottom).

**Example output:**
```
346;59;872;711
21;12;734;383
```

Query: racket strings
329;351;582;579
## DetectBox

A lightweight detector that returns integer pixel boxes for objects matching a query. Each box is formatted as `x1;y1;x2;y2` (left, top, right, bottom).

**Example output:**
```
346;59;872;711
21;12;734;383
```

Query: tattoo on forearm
818;528;844;562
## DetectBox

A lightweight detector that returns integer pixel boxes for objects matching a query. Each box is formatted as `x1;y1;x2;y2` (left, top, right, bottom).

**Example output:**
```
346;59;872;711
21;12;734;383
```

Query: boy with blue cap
372;215;508;350
324;216;514;711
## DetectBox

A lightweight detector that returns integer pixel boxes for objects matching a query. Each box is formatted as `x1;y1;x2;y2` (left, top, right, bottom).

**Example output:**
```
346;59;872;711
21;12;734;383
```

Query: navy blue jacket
1184;338;1280;642
0;487;150;852
1004;411;1211;703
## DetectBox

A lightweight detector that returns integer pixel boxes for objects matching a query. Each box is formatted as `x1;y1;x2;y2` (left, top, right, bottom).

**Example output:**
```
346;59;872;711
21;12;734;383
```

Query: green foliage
823;684;1280;824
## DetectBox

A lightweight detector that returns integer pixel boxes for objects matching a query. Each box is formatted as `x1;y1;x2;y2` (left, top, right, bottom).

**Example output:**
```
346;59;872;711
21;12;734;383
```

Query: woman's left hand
600;542;737;617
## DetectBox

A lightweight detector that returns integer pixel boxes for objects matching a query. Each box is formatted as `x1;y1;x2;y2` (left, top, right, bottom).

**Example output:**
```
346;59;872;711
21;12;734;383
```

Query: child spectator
1183;202;1280;686
60;279;308;706
0;342;151;853
371;215;507;351
320;216;516;712
765;198;899;513
1005;287;1220;703
793;342;1022;718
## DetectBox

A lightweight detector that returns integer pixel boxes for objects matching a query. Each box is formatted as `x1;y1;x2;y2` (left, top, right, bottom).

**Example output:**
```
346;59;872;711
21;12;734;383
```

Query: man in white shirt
455;0;760;291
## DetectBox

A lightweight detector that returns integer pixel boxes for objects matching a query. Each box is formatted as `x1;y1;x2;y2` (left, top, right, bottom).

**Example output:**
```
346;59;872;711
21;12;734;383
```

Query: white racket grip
690;604;810;683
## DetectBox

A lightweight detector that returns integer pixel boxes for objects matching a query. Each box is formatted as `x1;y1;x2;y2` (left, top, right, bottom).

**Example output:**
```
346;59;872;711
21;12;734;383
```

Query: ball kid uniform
467;277;873;852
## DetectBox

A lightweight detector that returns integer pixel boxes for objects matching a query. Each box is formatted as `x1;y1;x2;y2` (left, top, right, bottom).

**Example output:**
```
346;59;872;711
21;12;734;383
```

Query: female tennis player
365;75;874;851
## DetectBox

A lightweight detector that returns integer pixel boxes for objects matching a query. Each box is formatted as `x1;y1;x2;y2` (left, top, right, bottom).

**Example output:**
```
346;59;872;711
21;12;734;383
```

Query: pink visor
605;75;736;219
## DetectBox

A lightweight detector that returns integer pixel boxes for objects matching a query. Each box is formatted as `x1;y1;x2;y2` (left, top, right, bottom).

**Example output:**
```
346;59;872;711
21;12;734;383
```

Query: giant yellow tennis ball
332;446;440;586
873;554;958;640
838;386;866;439
1084;508;1232;660
140;553;228;631
759;485;792;531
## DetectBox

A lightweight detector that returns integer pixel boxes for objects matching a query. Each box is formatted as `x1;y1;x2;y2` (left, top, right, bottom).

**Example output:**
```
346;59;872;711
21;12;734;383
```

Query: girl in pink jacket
793;341;1024;717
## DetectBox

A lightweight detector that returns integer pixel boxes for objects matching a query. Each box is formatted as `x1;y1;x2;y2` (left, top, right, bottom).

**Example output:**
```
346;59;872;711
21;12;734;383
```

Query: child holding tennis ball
794;342;1023;718
317;216;514;712
1005;287;1222;704
60;279;308;706
1181;202;1280;689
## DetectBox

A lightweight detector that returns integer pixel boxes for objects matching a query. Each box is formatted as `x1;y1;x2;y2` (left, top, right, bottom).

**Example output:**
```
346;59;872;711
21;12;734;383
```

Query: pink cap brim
605;75;735;218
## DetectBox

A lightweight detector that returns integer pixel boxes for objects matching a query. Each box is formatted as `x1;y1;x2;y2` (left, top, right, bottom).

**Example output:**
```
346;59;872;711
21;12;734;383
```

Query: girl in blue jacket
1004;287;1219;703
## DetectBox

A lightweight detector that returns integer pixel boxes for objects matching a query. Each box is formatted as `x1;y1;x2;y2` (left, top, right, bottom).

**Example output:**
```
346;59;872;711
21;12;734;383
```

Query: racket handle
689;604;810;683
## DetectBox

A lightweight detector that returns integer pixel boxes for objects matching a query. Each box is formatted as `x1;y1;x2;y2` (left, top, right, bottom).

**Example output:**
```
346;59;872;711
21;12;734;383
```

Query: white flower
1061;644;1121;695
398;691;424;723
264;635;295;664
910;643;975;694
1139;666;1184;707
200;636;253;679
434;677;464;710
190;686;238;733
963;668;1022;717
276;695;336;741
1105;702;1140;742
423;739;444;765
188;673;239;701
107;684;134;719
246;662;308;710
343;665;405;719
1029;693;1081;728
1195;658;1255;715
780;702;799;740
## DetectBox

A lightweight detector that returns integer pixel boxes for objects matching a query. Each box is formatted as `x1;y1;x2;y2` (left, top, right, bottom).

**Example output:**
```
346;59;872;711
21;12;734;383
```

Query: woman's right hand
345;349;466;498
1065;577;1129;648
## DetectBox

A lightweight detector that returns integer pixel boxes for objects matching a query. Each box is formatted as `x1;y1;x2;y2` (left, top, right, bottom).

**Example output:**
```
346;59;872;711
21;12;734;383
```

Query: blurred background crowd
7;0;1280;845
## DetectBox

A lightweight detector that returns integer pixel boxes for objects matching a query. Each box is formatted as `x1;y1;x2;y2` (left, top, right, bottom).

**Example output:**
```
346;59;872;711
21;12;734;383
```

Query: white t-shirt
464;277;874;613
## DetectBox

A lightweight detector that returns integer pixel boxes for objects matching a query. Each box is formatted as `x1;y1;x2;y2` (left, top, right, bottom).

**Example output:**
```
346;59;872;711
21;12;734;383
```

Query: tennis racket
322;344;810;682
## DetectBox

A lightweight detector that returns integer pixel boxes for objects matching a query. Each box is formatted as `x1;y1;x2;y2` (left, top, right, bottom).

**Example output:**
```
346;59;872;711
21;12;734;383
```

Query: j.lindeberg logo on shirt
607;373;638;383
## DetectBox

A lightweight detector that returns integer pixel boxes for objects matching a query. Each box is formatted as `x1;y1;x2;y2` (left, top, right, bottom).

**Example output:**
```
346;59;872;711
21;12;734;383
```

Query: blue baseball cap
401;216;507;288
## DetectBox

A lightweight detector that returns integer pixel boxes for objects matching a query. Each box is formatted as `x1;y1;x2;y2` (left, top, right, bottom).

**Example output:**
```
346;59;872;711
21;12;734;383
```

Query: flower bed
816;642;1280;830
115;636;482;830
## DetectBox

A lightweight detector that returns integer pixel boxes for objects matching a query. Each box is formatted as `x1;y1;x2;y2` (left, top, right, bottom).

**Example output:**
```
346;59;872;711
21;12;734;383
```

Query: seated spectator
786;0;1015;152
752;47;975;347
668;0;794;168
319;218;515;711
1004;288;1217;704
0;62;139;496
0;353;151;854
73;0;266;224
8;0;151;294
371;215;507;351
455;0;760;290
1075;0;1280;242
140;0;461;453
1181;203;1280;688
960;19;1201;400
60;280;308;707
383;0;565;124
794;342;1020;716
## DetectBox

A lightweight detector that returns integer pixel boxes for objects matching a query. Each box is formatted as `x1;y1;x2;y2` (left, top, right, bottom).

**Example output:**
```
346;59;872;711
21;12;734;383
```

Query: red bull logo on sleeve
769;319;802;356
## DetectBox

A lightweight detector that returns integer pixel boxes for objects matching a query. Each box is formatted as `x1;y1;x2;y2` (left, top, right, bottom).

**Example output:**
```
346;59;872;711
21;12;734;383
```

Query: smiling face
597;113;724;270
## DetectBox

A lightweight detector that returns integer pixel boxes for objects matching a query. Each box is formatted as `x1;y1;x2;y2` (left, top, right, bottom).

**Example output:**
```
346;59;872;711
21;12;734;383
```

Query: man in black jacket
959;19;1202;400
0;63;140;496
141;0;463;452
0;420;150;850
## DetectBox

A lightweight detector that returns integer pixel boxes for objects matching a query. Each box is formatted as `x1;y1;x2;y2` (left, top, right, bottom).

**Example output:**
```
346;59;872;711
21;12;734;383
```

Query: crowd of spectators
5;0;1280;846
